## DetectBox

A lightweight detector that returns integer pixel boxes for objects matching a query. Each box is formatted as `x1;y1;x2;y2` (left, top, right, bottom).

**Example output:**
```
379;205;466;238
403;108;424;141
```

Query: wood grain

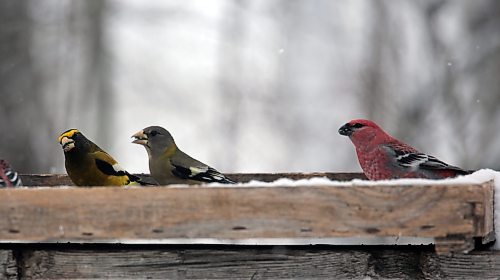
0;250;17;280
421;251;500;279
17;247;428;279
0;181;492;254
20;174;74;187
7;246;500;279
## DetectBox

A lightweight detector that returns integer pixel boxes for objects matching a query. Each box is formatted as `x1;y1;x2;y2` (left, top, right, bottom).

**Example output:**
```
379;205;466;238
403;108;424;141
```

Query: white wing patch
189;166;208;176
189;166;228;181
396;153;429;169
210;173;224;180
112;163;126;173
396;152;451;171
5;171;17;182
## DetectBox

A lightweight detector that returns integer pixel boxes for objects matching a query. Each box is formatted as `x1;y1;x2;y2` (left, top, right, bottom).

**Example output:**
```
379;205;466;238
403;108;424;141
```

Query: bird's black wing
391;148;470;174
171;163;235;184
95;158;128;177
0;160;22;187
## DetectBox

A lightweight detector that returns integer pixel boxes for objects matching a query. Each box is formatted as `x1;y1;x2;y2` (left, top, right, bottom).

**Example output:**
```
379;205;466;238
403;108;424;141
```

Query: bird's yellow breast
66;156;130;186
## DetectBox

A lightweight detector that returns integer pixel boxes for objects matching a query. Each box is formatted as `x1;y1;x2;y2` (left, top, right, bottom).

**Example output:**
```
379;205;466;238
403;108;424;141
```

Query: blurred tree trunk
0;0;109;173
216;0;248;171
454;0;500;169
359;0;500;170
0;0;37;172
361;0;395;126
419;0;500;169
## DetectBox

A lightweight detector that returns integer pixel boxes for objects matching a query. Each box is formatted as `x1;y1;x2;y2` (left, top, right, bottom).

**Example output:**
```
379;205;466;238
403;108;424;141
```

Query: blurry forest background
1;0;500;174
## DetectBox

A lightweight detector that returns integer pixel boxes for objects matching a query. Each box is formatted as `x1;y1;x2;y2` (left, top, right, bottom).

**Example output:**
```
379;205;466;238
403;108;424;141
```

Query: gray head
132;126;176;157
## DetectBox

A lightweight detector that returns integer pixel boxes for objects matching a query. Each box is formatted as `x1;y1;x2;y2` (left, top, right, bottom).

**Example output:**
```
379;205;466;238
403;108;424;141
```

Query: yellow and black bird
58;129;142;186
132;126;235;185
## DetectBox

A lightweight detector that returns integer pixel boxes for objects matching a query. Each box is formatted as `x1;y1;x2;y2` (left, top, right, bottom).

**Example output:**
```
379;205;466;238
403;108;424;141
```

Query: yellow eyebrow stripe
58;129;79;143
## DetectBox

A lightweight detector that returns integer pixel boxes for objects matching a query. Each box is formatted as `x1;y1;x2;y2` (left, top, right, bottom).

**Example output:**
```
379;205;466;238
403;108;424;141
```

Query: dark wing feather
391;147;469;174
5;169;22;187
419;155;471;174
171;162;235;184
95;158;150;184
0;160;22;187
95;158;128;177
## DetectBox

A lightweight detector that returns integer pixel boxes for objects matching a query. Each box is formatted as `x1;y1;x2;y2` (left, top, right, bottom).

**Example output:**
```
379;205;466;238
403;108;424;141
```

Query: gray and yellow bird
132;126;235;185
58;129;143;186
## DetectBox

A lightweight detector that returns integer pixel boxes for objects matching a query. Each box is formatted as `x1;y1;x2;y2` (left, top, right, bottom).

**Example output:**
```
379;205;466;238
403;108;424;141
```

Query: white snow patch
204;169;497;188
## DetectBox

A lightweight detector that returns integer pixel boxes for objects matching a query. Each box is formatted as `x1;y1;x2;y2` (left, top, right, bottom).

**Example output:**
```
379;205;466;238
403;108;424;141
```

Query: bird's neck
162;144;178;158
65;149;86;161
64;149;90;172
148;144;177;160
351;131;393;152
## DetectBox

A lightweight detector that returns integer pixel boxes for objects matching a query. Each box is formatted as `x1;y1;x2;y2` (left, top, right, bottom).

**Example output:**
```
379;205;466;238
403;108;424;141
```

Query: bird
132;126;235;185
338;119;471;180
58;129;145;186
0;159;22;187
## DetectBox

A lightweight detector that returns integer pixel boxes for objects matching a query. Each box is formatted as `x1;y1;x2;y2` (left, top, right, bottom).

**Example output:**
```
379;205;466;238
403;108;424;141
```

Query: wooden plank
0;181;492;254
421;251;500;279
19;172;367;186
0;250;17;280
433;180;494;254
19;174;74;187
229;172;367;183
14;246;500;279
18;246;429;279
481;180;495;244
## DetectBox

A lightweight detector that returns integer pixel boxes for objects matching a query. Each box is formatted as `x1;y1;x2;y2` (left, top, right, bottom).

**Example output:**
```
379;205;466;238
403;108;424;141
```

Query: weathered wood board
0;246;499;279
0;173;496;278
0;250;16;280
0;174;494;255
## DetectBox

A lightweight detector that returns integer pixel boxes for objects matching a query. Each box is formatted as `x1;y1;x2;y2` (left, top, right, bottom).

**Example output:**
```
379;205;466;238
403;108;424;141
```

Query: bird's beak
338;123;353;136
132;130;148;146
60;136;75;152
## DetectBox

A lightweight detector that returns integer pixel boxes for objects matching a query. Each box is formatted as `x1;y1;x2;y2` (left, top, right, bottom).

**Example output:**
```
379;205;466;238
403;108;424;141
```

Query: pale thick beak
132;130;148;146
60;136;75;152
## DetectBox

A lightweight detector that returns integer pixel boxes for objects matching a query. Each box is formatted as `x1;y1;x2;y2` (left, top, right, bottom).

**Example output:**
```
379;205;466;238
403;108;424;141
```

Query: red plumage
339;119;471;180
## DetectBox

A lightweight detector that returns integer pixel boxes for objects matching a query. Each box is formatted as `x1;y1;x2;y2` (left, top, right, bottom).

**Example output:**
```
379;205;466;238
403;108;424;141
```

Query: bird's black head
338;122;366;137
58;129;90;153
338;119;380;136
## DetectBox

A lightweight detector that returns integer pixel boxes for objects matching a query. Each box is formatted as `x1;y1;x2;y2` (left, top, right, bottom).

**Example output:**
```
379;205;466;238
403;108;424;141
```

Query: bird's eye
150;130;158;137
352;123;364;129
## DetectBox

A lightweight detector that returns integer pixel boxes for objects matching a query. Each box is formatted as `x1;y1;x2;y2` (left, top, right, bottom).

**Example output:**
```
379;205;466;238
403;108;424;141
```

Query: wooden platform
1;244;500;279
0;173;495;279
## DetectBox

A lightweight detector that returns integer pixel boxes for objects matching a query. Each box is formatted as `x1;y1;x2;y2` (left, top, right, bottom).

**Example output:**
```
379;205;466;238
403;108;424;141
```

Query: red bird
0;160;22;187
338;119;471;180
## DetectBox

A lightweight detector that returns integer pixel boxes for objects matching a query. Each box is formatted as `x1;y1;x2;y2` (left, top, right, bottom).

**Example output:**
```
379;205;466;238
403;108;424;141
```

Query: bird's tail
127;173;158;186
459;169;476;176
220;176;236;184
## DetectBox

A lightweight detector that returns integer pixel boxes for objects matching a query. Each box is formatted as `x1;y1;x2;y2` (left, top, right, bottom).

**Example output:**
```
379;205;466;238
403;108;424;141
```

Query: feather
0;160;22;187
